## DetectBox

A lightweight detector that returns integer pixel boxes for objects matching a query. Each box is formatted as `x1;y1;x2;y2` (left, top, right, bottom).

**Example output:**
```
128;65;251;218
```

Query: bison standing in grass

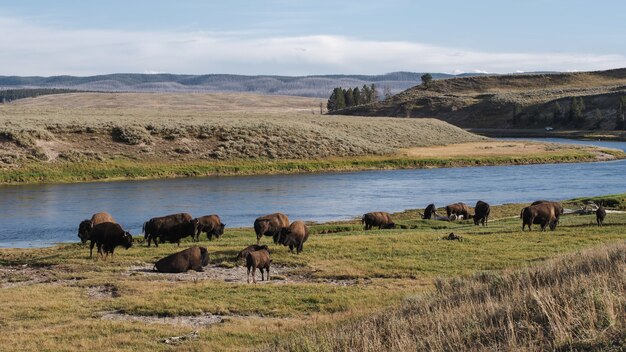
143;213;197;247
473;201;490;226
278;221;309;254
362;212;395;230
521;203;558;231
423;204;436;220
596;204;606;226
193;215;225;241
78;212;116;244
254;213;289;244
246;247;271;284
531;200;564;224
154;246;210;273
445;203;472;220
237;244;269;262
89;222;133;259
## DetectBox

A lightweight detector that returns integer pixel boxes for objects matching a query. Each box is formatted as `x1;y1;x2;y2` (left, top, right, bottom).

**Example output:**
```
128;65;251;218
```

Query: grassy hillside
0;196;624;351
335;68;626;130
1;92;617;185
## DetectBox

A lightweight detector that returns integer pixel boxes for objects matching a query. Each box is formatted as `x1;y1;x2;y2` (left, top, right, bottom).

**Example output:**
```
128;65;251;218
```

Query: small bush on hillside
111;125;152;145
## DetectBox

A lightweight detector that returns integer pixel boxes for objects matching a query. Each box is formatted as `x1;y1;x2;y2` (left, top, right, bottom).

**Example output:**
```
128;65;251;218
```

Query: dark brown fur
362;212;395;230
445;203;472;220
246;249;271;284
154;246;210;273
254;213;289;244
78;212;116;243
423;204;436;220
193;215;225;241
531;200;564;224
473;201;490;226
596;204;606;227
521;203;558;232
88;222;132;259
143;213;196;247
237;244;269;261
278;221;309;254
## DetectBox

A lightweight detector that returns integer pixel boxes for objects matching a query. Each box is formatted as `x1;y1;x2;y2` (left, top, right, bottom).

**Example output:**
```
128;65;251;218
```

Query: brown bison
531;200;564;224
143;213;197;247
473;201;490;226
596;204;606;227
278;221;309;254
78;212;116;244
193;215;225;241
362;212;395;230
521;203;558;231
254;213;289;244
445;203;472;220
423;204;436;220
88;222;133;259
246;248;271;284
154;246;210;273
237;244;269;262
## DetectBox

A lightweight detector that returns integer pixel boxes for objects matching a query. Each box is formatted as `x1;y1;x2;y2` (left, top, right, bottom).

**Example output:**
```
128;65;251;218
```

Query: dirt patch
399;141;587;158
101;311;223;328
0;265;58;288
87;284;120;299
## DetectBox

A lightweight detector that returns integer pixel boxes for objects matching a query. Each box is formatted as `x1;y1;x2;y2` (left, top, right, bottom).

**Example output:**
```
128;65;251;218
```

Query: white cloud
1;17;625;76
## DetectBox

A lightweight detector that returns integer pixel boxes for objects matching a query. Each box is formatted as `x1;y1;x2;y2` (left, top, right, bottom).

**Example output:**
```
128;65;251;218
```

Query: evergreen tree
617;96;626;130
352;87;361;106
552;101;563;124
327;87;346;111
421;73;433;87
383;86;392;100
361;85;371;104
512;104;522;127
570;97;585;127
370;84;379;103
344;88;355;107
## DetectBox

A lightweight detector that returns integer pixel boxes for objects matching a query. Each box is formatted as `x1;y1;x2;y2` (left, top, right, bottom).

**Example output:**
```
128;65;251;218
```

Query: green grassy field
0;196;624;351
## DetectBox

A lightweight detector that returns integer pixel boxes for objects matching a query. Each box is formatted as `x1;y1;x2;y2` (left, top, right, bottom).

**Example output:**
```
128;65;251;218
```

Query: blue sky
2;0;626;76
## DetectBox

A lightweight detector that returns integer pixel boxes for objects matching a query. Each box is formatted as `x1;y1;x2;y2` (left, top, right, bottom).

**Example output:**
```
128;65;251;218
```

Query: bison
154;246;210;273
143;213;197;247
193;215;225;241
78;212;116;244
445;203;472;220
88;222;133;259
473;201;490;226
277;221;309;254
596;203;606;227
246;248;271;284
531;200;564;224
254;213;289;244
521;203;558;231
423;204;436;220
362;212;395;230
237;244;269;262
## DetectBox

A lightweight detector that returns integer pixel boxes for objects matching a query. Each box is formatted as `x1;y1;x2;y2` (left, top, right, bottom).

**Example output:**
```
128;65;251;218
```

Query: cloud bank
1;18;625;76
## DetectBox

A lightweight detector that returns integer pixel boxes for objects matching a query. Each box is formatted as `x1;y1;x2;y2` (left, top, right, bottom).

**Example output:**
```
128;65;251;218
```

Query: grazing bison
237;244;269;262
278;221;309;254
246;248;271;284
473;201;491;226
193;215;225;241
78;212;116;244
423;204;436;220
596;204;606;227
254;213;289;244
521;203;558;231
362;212;395;230
88;222;133;259
154;246;210;273
445;203;472;220
531;200;564;224
143;213;197;247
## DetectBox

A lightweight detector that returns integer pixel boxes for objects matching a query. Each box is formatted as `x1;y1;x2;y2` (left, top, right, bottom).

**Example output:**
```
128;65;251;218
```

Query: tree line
327;84;380;111
0;88;79;103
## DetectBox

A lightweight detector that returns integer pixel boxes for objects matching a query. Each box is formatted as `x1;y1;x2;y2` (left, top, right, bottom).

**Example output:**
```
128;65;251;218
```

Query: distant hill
333;68;626;130
0;72;470;98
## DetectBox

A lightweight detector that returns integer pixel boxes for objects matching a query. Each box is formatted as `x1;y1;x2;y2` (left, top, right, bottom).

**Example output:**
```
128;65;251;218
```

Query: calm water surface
1;138;624;247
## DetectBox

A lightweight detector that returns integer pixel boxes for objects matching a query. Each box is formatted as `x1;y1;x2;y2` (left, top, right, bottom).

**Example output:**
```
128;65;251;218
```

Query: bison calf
246;248;271;284
237;244;269;262
362;212;395;230
278;221;309;254
154;246;210;273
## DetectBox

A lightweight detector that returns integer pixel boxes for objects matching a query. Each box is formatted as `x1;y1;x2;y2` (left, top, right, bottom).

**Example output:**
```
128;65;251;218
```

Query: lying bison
193;215;225;241
246;247;271;284
237;244;269;262
362;212;395;230
154;246;210;273
423;204;436;220
78;212;116;244
254;213;289;244
143;213;197;247
278;221;309;254
473;201;490;226
521;203;558;231
445;203;472;220
89;222;133;259
596;203;606;227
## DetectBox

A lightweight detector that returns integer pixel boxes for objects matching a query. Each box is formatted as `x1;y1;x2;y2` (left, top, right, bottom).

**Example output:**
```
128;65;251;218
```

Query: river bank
468;128;626;141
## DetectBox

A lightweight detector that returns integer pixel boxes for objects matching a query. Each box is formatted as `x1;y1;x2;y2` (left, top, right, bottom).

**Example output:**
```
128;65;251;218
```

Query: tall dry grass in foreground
269;242;626;352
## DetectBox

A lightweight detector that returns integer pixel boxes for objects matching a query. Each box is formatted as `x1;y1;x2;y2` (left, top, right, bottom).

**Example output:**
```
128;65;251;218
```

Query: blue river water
0;138;624;248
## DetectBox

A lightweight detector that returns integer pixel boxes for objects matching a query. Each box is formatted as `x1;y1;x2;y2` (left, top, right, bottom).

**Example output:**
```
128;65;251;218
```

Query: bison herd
77;199;610;283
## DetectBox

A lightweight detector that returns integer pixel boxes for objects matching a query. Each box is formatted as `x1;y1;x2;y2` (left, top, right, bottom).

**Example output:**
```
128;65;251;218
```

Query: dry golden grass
400;140;597;158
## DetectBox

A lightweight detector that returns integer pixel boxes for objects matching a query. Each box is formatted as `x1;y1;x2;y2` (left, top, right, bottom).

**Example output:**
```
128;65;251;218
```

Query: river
1;138;624;248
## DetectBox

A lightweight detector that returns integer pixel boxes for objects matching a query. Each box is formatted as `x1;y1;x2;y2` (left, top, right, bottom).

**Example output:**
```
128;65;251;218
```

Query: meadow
0;92;621;184
0;195;624;351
